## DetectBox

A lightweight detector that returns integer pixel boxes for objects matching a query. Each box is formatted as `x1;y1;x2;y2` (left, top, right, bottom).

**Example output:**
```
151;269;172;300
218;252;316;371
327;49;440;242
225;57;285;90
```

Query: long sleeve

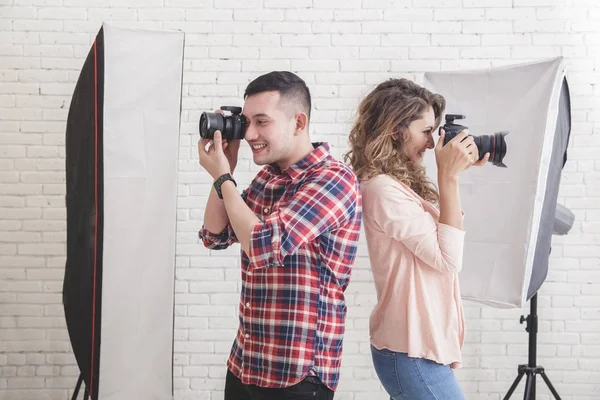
247;165;359;269
364;179;465;274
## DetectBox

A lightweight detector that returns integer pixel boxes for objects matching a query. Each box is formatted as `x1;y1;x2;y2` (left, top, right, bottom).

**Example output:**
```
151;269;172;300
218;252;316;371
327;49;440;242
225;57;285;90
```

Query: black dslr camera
440;114;508;168
199;106;247;141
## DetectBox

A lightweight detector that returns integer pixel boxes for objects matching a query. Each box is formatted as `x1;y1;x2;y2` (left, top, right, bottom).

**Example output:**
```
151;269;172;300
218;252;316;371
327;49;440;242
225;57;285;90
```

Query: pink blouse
361;174;466;367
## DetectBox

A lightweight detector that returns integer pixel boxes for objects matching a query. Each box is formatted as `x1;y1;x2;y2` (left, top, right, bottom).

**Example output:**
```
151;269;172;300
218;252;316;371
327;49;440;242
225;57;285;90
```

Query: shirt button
263;207;269;213
246;302;250;308
245;334;250;339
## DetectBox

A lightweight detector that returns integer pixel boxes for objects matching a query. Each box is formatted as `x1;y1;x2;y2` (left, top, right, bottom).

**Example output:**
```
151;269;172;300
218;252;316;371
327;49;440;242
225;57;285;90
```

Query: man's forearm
203;187;230;234
221;180;261;254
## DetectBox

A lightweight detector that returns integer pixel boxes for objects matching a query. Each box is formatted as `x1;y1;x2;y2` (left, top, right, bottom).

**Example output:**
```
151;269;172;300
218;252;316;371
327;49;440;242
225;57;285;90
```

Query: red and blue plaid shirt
199;142;362;391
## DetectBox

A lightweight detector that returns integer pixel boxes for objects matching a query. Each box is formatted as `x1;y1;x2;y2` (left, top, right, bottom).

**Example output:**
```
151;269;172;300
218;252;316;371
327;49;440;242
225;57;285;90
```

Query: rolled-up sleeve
198;189;248;250
247;166;359;269
367;183;465;274
198;223;239;250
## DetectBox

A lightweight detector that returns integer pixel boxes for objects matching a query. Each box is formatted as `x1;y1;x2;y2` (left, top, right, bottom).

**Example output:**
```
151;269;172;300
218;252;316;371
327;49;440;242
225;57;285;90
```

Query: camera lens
199;114;208;137
475;132;508;168
198;112;225;140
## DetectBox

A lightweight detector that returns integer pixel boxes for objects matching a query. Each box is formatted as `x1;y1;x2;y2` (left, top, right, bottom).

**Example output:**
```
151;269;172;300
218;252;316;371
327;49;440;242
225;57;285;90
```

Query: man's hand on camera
198;108;241;174
198;131;238;180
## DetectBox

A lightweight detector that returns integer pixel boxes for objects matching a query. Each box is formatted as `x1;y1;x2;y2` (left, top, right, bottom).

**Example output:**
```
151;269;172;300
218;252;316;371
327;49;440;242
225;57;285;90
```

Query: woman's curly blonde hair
344;78;445;204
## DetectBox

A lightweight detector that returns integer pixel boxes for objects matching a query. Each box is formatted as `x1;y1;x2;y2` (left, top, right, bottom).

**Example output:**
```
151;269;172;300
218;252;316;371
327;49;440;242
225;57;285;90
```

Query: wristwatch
213;173;237;199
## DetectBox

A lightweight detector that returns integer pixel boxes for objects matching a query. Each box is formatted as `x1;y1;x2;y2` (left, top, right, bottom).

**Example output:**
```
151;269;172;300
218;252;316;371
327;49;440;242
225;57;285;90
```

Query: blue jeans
371;345;466;400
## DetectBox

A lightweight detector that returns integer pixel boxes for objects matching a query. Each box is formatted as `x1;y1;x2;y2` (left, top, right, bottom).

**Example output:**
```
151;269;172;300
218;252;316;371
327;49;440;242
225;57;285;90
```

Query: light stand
71;373;89;400
503;293;561;400
503;204;574;400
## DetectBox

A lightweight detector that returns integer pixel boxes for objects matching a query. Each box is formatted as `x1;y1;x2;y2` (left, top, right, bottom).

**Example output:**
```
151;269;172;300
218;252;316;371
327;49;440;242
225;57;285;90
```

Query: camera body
440;114;508;168
441;114;469;143
199;106;247;141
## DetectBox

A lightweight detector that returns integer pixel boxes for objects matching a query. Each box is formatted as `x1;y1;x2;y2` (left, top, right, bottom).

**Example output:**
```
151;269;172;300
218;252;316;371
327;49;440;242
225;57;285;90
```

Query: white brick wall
1;1;599;399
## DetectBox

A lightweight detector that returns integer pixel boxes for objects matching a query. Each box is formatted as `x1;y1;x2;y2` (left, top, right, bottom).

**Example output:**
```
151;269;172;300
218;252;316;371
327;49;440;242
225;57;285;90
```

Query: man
197;71;362;400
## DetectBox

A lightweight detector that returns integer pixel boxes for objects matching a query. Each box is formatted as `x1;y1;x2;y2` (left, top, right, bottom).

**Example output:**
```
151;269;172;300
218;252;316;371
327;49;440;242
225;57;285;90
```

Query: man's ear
295;112;308;135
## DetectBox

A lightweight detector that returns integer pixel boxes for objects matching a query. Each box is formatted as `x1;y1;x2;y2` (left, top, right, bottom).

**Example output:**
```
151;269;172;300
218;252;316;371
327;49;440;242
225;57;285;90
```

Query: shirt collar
267;142;331;179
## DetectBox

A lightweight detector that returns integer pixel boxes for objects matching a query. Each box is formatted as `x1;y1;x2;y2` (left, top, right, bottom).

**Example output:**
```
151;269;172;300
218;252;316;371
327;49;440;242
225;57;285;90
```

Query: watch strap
213;173;236;199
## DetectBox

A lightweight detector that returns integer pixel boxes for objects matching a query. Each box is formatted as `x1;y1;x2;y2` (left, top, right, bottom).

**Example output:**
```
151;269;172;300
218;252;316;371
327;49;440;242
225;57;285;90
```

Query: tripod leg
540;371;562;400
503;369;525;400
71;374;83;400
523;373;534;400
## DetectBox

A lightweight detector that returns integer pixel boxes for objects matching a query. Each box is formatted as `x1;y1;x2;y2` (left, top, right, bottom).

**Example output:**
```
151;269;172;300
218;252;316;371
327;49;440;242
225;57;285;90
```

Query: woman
344;78;489;399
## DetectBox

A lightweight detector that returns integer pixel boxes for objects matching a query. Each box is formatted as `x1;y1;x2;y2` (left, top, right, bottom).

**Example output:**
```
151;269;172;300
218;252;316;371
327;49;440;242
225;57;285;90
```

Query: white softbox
422;57;571;308
63;23;184;399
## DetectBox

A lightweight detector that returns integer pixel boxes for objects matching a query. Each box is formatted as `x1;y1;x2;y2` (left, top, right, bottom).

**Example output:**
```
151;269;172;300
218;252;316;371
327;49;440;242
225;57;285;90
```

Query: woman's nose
426;134;435;149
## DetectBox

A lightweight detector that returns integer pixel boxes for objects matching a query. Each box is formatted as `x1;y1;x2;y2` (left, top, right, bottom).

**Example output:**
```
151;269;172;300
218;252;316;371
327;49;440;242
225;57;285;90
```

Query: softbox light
422;57;571;308
62;22;184;399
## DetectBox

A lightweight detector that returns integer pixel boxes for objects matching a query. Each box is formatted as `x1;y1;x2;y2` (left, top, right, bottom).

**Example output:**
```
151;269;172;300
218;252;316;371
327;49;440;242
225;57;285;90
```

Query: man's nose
244;124;257;141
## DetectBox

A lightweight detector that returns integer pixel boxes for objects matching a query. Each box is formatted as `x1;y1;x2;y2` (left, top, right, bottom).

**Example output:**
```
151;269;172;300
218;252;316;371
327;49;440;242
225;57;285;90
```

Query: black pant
224;369;334;400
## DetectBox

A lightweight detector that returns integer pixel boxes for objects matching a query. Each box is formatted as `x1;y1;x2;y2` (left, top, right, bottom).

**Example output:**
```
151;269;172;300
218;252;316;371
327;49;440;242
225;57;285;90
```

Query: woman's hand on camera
472;147;490;167
435;129;487;180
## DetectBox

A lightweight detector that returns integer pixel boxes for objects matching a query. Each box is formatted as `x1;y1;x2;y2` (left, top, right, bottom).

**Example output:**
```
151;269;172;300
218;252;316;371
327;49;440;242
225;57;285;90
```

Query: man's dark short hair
244;71;311;119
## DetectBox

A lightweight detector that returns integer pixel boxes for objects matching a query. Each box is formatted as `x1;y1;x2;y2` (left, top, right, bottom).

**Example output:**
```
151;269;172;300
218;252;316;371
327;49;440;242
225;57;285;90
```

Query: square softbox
422;57;571;308
62;23;184;399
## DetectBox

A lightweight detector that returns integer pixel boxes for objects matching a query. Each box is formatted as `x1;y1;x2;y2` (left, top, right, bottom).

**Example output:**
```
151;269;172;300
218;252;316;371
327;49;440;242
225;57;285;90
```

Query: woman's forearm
437;174;463;231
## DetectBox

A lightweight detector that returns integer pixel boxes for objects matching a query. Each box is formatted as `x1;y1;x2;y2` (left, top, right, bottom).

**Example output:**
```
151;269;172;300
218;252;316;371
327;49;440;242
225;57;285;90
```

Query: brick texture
1;1;599;399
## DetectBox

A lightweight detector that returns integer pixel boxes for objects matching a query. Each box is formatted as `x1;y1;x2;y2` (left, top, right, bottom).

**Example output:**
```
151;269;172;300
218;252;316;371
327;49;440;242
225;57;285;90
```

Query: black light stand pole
503;292;562;400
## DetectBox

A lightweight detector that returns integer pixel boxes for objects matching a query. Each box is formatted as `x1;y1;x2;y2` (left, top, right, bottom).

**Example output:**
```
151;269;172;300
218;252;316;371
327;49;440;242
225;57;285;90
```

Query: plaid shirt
199;142;362;391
